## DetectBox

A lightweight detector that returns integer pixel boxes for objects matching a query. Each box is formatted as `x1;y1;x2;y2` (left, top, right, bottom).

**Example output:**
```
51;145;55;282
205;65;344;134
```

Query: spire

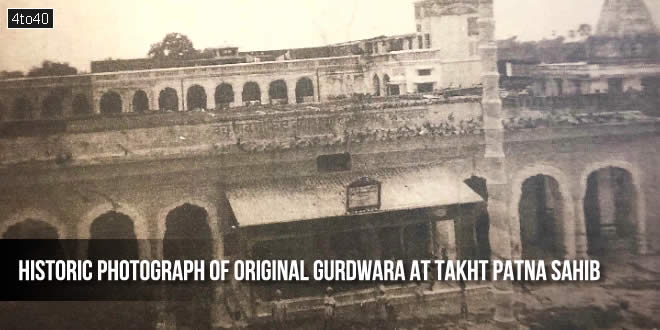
595;0;659;37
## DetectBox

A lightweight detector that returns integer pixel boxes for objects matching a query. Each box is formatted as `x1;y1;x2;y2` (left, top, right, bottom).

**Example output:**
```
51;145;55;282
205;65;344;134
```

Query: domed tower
590;0;660;63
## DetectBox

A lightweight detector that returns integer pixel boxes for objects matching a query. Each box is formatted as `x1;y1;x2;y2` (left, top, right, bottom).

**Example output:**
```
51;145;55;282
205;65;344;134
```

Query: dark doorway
132;90;149;113
519;175;565;259
72;94;90;116
242;82;261;105
186;85;207;111
158;87;179;111
41;92;63;118
584;167;636;256
268;80;288;104
295;77;314;104
215;83;234;109
100;92;122;114
13;97;33;120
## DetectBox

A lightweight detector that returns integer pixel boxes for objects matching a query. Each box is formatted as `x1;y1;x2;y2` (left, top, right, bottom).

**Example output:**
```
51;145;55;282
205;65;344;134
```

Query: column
572;187;589;259
205;83;215;110
479;0;515;326
596;169;617;239
286;79;297;105
233;83;243;108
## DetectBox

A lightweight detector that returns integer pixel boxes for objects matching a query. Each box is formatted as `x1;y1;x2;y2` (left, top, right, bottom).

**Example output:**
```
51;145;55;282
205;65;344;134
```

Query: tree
27;60;78;77
0;70;24;79
148;33;197;59
578;24;592;38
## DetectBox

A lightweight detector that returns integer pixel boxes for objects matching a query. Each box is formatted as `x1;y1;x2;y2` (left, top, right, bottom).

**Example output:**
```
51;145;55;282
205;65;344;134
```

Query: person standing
271;289;287;330
323;286;337;330
373;285;391;330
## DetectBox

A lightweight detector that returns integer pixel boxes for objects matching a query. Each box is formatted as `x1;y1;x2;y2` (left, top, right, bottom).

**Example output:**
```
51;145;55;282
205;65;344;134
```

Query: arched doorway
159;87;179;111
132;90;149;113
100;91;122;114
584;167;637;256
3;219;63;261
13;96;33;120
88;211;138;260
186;85;207;111
268;80;288;104
295;77;314;104
41;92;63;118
242;82;261;105
519;175;565;259
215;83;234;109
72;94;90;116
373;74;381;96
383;74;391;96
163;203;213;328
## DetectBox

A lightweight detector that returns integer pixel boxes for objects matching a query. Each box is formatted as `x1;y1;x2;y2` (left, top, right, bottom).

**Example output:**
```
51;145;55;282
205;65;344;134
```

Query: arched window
268;80;288;104
13;96;33;120
72;94;90;116
41;92;63;118
295;77;314;104
242;82;261;105
186;85;207;111
373;74;381;97
158;87;179;111
132;90;149;113
215;83;234;108
100;91;122;114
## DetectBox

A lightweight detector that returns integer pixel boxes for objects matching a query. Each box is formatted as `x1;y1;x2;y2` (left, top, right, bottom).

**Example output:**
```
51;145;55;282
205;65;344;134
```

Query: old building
0;0;658;328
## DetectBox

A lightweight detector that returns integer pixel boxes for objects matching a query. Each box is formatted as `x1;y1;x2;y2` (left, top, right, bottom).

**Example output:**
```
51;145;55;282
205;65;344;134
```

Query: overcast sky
0;0;604;72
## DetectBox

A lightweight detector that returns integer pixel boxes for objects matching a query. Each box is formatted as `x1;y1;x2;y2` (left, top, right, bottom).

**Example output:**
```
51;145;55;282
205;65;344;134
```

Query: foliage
0;70;24;79
27;60;78;77
148;33;198;59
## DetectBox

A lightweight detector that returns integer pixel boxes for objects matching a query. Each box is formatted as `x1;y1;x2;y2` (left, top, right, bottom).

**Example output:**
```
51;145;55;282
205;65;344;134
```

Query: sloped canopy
227;166;483;227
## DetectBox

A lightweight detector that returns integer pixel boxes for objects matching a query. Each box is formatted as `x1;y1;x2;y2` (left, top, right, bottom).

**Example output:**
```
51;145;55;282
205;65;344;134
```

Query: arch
510;164;576;259
242;81;261;105
79;203;150;240
268;79;288;104
1;209;67;239
158;87;179;111
215;83;234;108
162;202;215;327
186;84;207;111
72;94;90;116
295;77;314;104
13;96;33;120
518;175;565;259
88;211;139;260
79;203;150;259
100;91;122;114
41;92;64;118
373;74;381;97
132;90;149;113
383;74;391;96
579;160;646;255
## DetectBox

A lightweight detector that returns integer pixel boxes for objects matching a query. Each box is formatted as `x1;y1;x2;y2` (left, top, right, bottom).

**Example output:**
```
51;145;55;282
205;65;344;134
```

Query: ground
267;253;660;329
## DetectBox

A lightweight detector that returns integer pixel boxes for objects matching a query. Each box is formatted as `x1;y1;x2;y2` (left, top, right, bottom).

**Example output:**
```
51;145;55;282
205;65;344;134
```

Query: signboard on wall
346;177;381;213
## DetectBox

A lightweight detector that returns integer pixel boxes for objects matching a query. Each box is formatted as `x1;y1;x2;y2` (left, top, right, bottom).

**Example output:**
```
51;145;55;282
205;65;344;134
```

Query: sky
0;0;604;73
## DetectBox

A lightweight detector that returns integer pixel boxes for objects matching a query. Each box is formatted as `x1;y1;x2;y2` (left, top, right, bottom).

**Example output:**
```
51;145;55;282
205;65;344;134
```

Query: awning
227;166;484;227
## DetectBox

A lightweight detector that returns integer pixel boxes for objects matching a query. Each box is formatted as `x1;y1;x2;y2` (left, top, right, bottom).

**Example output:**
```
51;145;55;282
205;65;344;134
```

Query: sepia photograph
0;0;658;329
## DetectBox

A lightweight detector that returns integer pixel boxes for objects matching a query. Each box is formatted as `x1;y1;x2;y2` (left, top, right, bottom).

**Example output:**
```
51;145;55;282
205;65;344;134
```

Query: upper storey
414;0;480;60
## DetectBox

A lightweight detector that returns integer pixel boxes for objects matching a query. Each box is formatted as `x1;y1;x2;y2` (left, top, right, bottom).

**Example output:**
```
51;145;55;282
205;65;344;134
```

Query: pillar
572;187;589;259
233;83;243;108
596;169;617;239
479;0;515;326
434;220;457;259
286;79;297;105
